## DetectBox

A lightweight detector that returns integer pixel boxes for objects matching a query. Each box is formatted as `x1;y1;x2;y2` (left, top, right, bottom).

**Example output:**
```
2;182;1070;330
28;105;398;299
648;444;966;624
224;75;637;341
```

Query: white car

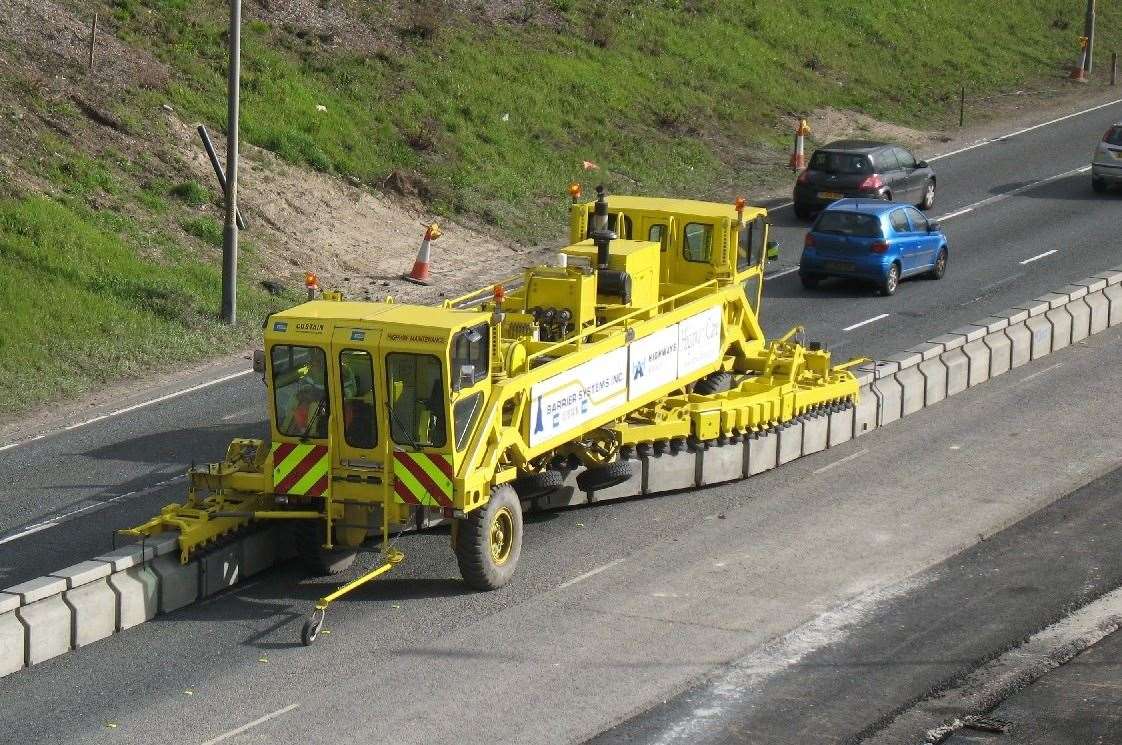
1092;122;1122;193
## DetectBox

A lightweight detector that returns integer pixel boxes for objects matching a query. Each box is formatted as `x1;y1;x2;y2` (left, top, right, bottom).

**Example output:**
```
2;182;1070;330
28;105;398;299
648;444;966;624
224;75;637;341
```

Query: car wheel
929;248;947;280
880;190;892;201
793;203;812;220
880;264;900;296
1092;177;1108;194
800;273;821;289
919;180;936;210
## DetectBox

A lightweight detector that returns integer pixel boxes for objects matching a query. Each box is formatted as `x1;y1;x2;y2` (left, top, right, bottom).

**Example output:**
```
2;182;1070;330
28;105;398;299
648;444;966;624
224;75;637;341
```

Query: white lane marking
200;703;300;745
935;206;974;221
927;98;1122;162
0;369;253;452
1020;249;1059;265
0;474;187;546
765;266;800;280
221;406;259;422
0;522;56;546
933;165;1091;223
1021;362;1064;383
842;314;890;332
557;558;625;590
812;448;869;475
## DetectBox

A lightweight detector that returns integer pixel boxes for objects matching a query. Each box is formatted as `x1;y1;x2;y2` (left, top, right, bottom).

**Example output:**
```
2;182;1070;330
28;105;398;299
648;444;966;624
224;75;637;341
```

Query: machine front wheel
293;520;358;576
454;485;523;591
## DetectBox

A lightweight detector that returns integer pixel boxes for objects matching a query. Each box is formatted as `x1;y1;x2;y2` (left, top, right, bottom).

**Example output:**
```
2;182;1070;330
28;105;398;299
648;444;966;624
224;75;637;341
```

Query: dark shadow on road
81;420;269;464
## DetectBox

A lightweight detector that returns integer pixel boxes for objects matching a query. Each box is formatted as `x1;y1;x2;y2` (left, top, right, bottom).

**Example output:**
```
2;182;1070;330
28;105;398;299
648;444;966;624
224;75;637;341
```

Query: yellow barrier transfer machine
124;187;862;643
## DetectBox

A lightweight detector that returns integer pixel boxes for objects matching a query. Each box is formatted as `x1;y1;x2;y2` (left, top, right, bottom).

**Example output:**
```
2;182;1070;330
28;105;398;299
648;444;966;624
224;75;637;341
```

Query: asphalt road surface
0;94;1121;744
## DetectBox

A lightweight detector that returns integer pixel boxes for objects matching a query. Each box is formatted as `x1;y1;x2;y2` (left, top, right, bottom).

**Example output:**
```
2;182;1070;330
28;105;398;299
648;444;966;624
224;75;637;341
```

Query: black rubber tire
880;191;892;201
880;263;900;296
575;460;634;493
793;203;812;220
510;470;564;499
454;484;523;591
1093;177;1108;194
693;371;733;395
293;520;358;576
919;179;936;210
800;273;821;289
929;248;948;280
301;613;323;646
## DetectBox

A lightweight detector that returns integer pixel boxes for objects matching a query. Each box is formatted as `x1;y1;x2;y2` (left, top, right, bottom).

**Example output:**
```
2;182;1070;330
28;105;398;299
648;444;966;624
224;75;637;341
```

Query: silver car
1092;122;1122;192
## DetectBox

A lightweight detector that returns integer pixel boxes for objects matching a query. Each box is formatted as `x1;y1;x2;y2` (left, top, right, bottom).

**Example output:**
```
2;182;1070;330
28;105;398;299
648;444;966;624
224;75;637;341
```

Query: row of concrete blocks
0;528;281;678
528;267;1122;511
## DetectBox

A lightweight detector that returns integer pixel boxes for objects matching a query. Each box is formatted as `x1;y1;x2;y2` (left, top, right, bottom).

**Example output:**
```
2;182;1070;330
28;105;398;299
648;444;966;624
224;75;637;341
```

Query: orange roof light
493;284;506;304
568;182;582;200
734;196;747;212
305;272;318;288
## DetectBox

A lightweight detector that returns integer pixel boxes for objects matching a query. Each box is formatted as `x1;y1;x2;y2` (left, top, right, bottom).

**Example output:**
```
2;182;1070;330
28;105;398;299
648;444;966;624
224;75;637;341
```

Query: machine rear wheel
293;520;358;576
693;371;733;395
511;470;564;499
455;485;523;591
575;460;634;493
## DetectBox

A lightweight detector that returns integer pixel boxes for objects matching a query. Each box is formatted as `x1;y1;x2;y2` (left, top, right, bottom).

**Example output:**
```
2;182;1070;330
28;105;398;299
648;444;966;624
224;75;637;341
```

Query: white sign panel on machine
677;305;722;377
528;347;628;447
627;325;679;399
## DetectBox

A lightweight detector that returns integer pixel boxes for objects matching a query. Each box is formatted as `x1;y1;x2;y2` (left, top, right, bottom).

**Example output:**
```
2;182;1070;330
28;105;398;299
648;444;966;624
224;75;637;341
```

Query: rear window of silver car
814;211;882;237
809;151;873;174
1105;126;1122;146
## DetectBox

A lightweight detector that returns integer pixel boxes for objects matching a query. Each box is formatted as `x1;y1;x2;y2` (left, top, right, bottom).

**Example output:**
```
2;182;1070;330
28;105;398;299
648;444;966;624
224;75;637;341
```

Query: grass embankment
2;0;1117;414
113;0;1121;236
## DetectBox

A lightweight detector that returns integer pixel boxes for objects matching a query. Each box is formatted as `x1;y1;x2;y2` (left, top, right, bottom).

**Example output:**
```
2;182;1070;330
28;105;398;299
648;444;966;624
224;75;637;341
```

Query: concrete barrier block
94;543;156;572
747;431;778;474
971;316;1009;333
645;450;698;493
1068;297;1091;342
4;576;66;604
928;333;966;352
149;532;181;558
699;442;745;485
1095;269;1122;286
240;529;278;578
1057;284;1089;301
852;364;875;388
52;560;111;589
17;595;71;665
894;366;925;416
962;340;990;387
883;351;922;370
0;594;17;614
150;555;200;614
918;357;947;406
950;325;987;343
852;386;879;437
983;331;1012;378
1036;292;1070;309
872;360;900;378
201;543;242;597
998;308;1031;326
777;421;804;464
827;406;854;447
802;415;829;455
1106;285;1122;326
1005;323;1032;368
1086;291;1109;334
1015;299;1050;318
907;341;945;361
1024;315;1053;359
1044;307;1072;351
0;611;24;677
109;566;157;630
1074;277;1108;294
63;580;116;648
873;375;903;425
942;349;969;396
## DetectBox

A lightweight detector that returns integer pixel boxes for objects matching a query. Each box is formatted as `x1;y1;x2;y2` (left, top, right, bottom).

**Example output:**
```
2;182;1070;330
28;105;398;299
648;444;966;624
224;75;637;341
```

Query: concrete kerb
1045;306;1073;351
1084;291;1110;334
1067;297;1092;342
1024;314;1053;359
1105;284;1122;326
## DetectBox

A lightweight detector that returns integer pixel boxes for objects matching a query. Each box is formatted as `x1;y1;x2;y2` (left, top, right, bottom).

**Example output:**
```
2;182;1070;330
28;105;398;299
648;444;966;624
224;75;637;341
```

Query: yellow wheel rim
489;507;514;566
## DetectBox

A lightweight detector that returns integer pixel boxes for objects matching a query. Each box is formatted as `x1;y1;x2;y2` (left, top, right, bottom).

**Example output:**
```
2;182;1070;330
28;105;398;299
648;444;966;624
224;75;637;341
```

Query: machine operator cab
260;302;493;516
567;188;779;312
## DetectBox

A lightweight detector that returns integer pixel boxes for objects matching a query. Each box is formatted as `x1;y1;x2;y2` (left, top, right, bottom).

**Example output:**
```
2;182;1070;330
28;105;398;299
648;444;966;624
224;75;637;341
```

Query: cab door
735;214;769;313
639;215;675;284
330;326;381;468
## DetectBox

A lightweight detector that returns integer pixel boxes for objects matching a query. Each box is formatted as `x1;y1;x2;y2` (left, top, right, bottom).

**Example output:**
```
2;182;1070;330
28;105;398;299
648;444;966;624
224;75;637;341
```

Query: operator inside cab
272;346;330;440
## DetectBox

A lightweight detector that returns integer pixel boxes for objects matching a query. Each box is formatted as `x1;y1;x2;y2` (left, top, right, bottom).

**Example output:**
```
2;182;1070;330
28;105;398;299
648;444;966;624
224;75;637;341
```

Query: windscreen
272;345;328;439
809;151;873;175
1105;126;1122;146
814;211;882;237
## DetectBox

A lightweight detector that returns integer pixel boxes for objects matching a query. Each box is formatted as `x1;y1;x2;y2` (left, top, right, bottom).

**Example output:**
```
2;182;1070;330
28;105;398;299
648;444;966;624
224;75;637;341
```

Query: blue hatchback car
798;199;948;296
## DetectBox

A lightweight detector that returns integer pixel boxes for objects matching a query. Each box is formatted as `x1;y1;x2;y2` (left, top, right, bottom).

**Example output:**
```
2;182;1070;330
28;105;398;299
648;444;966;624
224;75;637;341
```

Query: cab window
453;391;484;450
451;324;489;390
648;224;668;251
386;353;446;448
738;217;767;271
586;213;633;239
683;222;713;263
340;349;376;449
271;345;328;439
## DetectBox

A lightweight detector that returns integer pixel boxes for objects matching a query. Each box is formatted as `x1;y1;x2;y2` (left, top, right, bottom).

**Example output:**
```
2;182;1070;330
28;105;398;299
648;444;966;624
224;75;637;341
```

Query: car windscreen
809;151;873;175
813;211;881;237
1105;126;1122;146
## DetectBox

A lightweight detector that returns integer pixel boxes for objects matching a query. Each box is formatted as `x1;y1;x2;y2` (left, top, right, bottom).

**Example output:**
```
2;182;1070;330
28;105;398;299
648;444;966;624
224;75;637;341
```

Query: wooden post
1112;51;1118;86
87;13;97;71
958;86;965;128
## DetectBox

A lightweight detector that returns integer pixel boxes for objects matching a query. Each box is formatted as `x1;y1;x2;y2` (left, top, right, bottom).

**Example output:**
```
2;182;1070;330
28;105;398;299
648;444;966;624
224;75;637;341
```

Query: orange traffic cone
789;118;811;170
403;223;442;285
1071;36;1089;81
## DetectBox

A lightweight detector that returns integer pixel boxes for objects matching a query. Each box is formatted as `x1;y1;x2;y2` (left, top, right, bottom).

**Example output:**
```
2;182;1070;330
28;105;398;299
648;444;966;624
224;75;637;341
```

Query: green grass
107;0;1122;238
0;197;294;412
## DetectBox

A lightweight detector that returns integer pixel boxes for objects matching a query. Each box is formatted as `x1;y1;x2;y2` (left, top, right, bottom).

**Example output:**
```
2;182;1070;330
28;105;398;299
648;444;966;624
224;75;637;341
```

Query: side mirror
916;160;929;169
766;240;780;261
457;364;476;391
926;220;940;232
252;349;266;374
